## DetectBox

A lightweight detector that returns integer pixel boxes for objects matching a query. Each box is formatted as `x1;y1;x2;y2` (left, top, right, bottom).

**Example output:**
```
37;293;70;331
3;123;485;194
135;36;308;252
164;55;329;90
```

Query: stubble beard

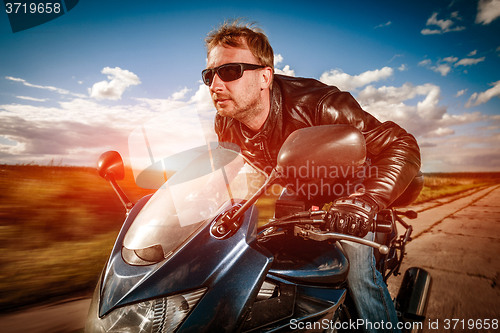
213;94;263;126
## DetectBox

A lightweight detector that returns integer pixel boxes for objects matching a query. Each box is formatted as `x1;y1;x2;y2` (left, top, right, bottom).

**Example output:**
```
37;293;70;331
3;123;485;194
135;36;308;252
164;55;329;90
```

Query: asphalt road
1;185;499;333
388;184;500;333
0;297;90;333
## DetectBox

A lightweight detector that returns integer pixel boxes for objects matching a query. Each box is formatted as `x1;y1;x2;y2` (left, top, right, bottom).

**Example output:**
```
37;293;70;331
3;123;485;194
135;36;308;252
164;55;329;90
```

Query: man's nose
210;73;225;91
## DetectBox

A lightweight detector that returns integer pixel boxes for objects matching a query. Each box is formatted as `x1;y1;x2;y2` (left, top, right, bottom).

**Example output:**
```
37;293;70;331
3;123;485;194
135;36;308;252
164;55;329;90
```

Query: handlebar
257;208;415;254
259;209;394;234
293;225;390;254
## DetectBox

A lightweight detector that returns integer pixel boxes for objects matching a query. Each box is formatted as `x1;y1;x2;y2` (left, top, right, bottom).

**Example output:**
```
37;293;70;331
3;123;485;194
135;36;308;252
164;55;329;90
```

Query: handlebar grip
394;209;418;219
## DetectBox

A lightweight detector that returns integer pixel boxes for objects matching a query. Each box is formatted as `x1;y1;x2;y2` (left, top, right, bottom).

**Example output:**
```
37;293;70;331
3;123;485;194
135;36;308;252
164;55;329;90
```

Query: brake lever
293;225;389;254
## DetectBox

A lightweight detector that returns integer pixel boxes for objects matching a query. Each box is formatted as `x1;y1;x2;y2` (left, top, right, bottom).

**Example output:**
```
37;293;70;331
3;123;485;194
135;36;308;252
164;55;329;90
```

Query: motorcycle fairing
99;201;276;332
99;194;156;316
242;281;346;332
264;234;349;286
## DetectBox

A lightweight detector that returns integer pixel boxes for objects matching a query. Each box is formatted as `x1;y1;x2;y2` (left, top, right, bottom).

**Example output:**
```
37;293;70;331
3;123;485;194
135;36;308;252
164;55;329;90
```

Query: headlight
88;288;206;333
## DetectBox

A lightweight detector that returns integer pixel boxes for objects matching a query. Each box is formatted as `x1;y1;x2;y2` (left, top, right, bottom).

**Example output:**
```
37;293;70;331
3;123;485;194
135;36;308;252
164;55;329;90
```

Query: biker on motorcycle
203;19;421;333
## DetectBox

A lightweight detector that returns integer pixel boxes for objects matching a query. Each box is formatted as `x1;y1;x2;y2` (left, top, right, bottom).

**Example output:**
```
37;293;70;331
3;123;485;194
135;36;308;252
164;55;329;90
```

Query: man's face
206;44;267;122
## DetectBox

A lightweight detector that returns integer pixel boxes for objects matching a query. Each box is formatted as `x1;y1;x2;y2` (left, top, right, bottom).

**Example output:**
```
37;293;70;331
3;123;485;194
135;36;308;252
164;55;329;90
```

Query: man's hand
325;197;376;238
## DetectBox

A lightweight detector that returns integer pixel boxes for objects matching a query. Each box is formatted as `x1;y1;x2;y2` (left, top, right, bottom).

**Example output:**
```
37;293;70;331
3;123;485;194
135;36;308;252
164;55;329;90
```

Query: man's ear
260;67;273;90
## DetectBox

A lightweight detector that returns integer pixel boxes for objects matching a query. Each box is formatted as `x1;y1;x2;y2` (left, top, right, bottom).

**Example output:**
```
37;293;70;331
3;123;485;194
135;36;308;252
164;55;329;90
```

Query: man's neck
243;108;269;132
241;90;271;132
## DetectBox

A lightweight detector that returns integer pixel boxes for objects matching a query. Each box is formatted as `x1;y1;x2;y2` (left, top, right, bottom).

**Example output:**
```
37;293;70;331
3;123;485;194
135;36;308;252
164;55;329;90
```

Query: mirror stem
230;167;281;222
105;173;134;213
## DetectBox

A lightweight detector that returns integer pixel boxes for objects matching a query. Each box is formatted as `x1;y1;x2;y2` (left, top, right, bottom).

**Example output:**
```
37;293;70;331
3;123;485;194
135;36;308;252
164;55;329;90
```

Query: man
202;20;420;332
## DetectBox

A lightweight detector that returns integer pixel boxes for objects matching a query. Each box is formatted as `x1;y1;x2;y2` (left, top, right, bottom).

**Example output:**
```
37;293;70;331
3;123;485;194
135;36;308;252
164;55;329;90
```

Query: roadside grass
412;173;500;204
0;232;117;311
0;164;153;312
1;165;499;312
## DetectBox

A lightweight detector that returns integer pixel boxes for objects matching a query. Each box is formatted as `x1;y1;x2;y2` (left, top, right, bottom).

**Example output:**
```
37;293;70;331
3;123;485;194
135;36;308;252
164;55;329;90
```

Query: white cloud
358;82;428;105
421;12;465;35
465;93;479;104
388;54;403;63
275;65;295;77
5;76;86;98
476;0;500;24
374;21;392;29
420;57;453;76
418;54;484;76
468;50;477;56
455;89;467;97
432;64;452;76
133;97;189;114
274;54;284;66
398;64;408;71
418;59;432;66
189;83;213;112
454;57;486;67
274;54;295;77
419;132;500;171
418;141;437;148
466;80;500;107
421;29;442;35
426;13;453;30
357;82;485;138
0;80;215;165
16;96;47;102
89;67;141;100
171;87;191;100
187;83;218;143
0;102;135;162
2;69;498;172
320;67;393;91
443;56;458;63
424;127;455;138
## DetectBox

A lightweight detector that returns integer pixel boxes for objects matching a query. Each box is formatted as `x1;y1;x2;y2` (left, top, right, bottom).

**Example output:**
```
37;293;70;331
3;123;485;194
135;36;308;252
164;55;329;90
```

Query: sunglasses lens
202;69;213;86
218;64;242;82
202;64;250;86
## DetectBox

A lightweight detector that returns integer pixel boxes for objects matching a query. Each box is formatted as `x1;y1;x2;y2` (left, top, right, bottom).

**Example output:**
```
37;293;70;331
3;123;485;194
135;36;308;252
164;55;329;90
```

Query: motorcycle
85;124;431;333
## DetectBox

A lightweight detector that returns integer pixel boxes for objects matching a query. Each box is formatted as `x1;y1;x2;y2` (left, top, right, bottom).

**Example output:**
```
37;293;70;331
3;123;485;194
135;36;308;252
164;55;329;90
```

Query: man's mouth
214;96;231;105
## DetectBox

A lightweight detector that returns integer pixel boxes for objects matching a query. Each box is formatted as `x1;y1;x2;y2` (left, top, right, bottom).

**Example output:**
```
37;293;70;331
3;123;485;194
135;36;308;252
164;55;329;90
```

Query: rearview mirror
97;151;125;181
277;125;366;177
96;151;132;212
220;125;367;227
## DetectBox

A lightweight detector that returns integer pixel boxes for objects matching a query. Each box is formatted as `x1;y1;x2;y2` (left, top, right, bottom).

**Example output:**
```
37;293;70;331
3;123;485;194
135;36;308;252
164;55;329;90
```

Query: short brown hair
205;19;274;71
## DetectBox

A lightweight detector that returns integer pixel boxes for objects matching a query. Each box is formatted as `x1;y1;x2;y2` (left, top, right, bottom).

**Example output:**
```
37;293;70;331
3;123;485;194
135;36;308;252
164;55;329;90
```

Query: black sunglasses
202;63;266;86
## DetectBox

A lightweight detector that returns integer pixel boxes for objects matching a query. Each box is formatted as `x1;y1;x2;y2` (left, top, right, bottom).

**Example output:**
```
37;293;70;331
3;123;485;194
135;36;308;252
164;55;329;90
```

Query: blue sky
1;0;499;172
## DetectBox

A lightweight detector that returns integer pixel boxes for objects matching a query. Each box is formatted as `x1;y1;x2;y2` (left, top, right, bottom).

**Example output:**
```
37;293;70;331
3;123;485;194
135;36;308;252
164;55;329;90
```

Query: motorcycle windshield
123;146;268;261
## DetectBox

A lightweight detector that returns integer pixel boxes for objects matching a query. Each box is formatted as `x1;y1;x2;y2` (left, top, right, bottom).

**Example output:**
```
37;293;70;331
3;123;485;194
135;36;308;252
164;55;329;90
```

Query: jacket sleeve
318;90;421;211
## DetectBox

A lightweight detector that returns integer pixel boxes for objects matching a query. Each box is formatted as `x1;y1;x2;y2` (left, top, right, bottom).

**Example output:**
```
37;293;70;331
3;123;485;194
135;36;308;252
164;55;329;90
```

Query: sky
0;0;499;172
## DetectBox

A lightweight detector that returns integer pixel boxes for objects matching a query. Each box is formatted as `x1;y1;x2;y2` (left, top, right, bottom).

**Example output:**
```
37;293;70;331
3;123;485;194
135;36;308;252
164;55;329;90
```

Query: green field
1;165;499;312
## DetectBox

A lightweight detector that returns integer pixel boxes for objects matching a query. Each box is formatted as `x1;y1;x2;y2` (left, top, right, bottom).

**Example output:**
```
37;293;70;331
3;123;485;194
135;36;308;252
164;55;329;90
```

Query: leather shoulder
274;75;341;125
274;75;339;103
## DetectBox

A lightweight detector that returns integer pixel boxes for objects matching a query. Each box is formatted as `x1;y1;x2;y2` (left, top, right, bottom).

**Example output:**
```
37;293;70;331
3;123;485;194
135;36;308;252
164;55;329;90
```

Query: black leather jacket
215;74;421;211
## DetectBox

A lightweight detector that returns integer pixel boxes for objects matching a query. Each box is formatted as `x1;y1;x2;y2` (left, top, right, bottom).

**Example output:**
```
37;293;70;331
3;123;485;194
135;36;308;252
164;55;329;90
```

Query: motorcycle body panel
242;284;346;332
265;235;349;286
95;195;349;331
98;200;278;331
